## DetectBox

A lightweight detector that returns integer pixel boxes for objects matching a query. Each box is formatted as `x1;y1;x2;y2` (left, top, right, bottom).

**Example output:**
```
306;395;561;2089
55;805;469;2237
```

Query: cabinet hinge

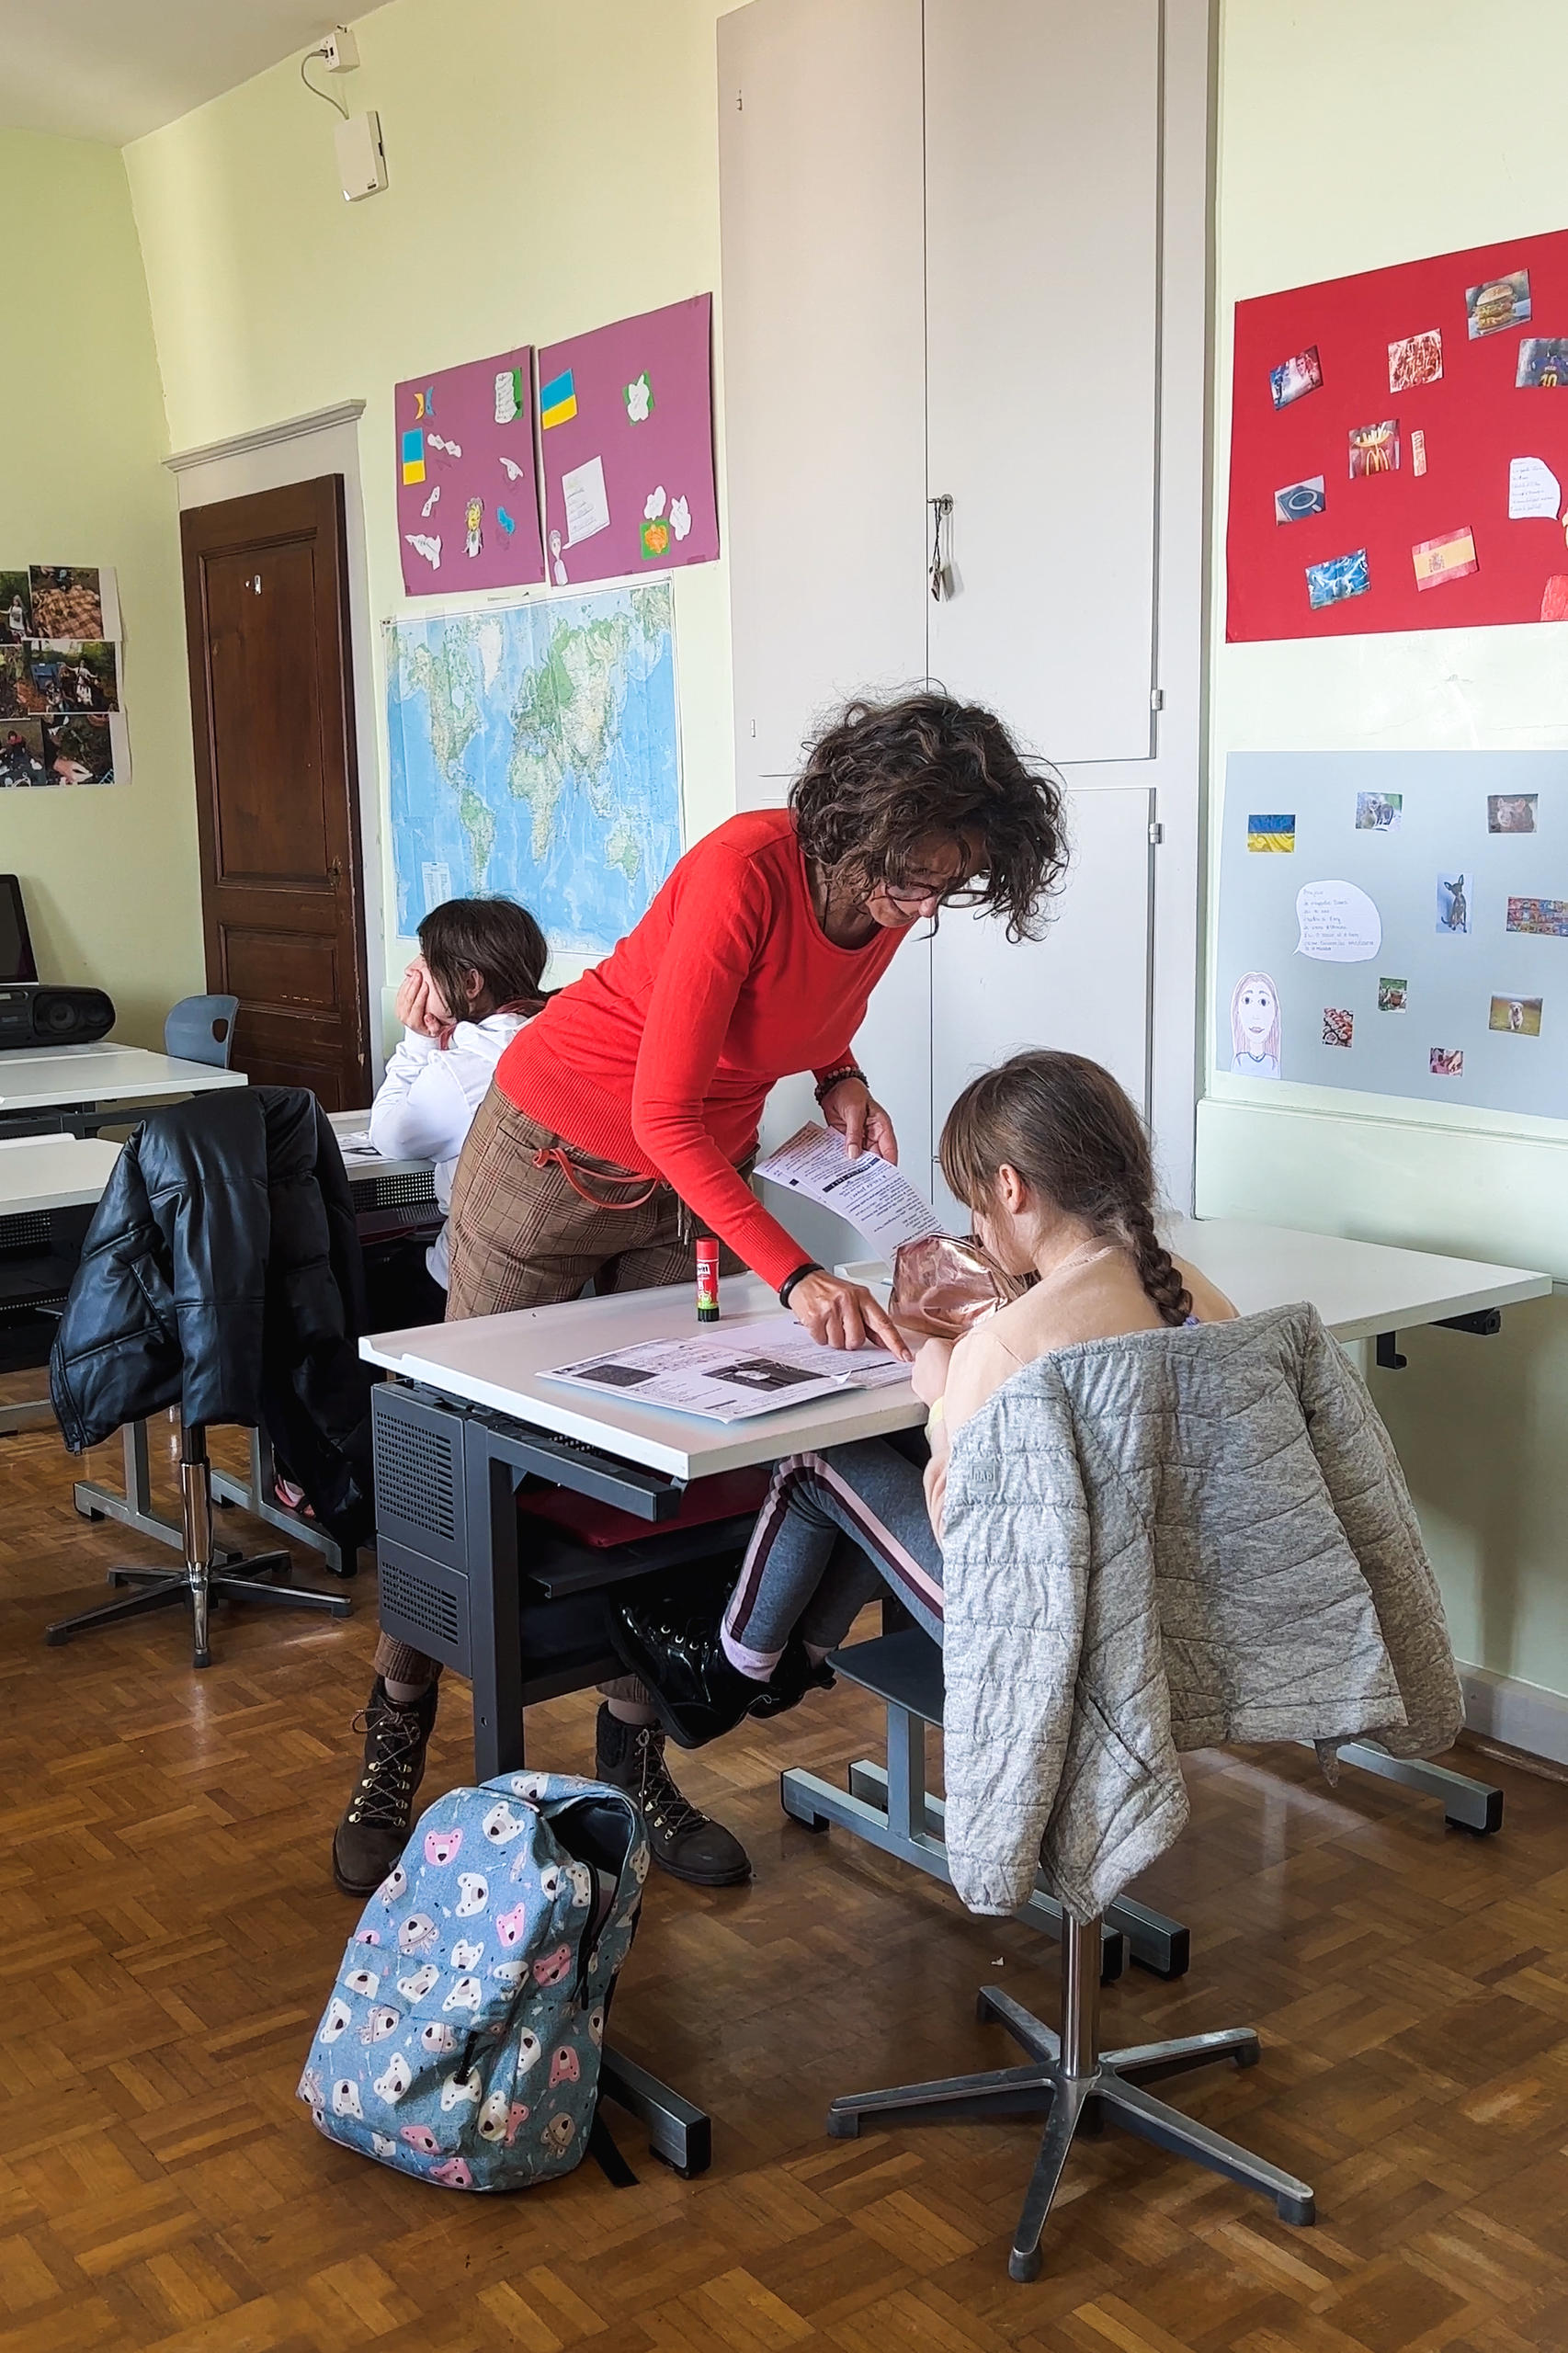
1149;822;1164;847
1150;685;1165;710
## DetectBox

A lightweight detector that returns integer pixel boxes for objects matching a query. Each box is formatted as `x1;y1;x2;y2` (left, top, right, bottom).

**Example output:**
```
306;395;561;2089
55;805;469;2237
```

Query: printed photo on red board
1388;331;1442;392
1348;419;1400;478
1269;346;1322;409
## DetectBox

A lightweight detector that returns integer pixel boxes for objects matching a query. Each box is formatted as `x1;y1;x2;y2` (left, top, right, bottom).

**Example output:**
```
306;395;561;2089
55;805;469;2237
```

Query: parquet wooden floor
4;1389;1568;2352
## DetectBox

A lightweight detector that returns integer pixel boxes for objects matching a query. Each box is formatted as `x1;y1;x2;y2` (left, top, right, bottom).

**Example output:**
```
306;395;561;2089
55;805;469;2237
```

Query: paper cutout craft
1413;527;1478;589
1295;880;1381;961
538;296;718;585
550;529;568;585
1269;347;1322;408
401;429;426;485
540;369;578;429
1466;270;1529;337
562;455;610;546
1411;428;1427;476
1274;476;1324;524
1490;994;1542;1035
1489;792;1538;833
1542;576;1568;621
1355;791;1402;830
396;347;542;596
1507;897;1568;937
1517;339;1568;388
1436;872;1471;934
1378;978;1407;1012
1322;1007;1354;1048
1246;813;1295;852
1349;419;1400;477
1508;457;1561;517
1229;972;1281;1077
497;506;516;536
1389;331;1441;392
1305;549;1369;609
1429;1048;1464;1075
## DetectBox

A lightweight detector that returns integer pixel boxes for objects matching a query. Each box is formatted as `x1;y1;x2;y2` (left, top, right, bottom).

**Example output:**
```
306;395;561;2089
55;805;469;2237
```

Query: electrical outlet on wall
321;25;359;72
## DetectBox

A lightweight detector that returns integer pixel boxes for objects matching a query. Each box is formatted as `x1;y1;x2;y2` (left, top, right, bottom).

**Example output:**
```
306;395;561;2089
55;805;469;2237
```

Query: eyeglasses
879;873;990;912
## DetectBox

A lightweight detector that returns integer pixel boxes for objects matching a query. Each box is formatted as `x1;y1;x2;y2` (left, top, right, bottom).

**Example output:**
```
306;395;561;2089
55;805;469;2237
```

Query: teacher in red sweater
334;693;1065;1899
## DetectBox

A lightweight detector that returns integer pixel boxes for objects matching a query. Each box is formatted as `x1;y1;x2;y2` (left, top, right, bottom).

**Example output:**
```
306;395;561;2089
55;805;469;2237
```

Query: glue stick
696;1237;720;1323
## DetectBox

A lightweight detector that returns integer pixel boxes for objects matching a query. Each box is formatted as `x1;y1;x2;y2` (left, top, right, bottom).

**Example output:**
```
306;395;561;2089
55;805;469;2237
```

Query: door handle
329;858;342;887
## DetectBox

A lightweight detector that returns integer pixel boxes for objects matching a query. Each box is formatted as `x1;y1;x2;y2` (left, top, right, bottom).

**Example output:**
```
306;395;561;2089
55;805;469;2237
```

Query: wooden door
924;0;1163;766
180;475;371;1108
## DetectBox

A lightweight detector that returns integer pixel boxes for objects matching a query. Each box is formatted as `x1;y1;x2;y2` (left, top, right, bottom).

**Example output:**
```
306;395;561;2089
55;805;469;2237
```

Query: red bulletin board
1226;227;1568;642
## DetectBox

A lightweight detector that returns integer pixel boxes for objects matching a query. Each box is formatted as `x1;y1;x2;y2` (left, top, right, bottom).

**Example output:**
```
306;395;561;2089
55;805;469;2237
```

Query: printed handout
1508;457;1561;520
562;454;610;546
540;1313;909;1425
756;1122;945;1255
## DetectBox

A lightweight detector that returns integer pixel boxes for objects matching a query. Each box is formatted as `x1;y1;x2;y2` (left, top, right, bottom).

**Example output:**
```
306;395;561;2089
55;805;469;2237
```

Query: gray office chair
165;994;239;1068
821;1630;1314;2282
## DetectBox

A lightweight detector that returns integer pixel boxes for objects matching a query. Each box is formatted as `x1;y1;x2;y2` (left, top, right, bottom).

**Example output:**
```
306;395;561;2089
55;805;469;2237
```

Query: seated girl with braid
614;1051;1237;1743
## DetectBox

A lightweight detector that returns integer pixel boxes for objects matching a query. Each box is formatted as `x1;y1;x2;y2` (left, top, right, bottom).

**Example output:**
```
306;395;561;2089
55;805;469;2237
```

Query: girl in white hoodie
369;896;549;1314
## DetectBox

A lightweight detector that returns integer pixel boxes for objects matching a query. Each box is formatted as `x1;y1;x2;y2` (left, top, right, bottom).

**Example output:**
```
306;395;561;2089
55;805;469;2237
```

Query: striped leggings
723;1438;944;1670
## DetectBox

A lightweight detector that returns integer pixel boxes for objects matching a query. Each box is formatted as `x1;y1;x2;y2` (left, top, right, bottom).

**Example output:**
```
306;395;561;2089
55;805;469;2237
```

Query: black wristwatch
778;1261;823;1308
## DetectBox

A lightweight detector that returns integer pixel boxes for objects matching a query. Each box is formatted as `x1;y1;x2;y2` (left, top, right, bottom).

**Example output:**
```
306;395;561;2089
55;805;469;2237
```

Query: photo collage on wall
1217;749;1568;1123
0;566;122;787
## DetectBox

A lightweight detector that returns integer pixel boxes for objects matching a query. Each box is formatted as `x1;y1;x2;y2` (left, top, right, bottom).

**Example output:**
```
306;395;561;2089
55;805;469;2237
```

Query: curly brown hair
788;691;1067;943
939;1050;1192;1327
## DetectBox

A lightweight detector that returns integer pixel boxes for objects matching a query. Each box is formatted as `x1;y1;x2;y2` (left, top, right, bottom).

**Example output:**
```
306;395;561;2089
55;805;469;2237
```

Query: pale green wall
123;0;737;1007
1201;0;1568;1708
0;131;202;1044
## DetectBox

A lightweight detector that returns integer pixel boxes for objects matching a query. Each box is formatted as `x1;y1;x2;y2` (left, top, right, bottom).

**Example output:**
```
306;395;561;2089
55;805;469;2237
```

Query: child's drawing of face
1237;980;1276;1046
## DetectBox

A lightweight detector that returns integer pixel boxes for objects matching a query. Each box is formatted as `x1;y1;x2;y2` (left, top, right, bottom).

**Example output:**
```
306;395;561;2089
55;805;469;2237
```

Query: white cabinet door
924;0;1162;767
718;0;928;804
930;787;1153;1224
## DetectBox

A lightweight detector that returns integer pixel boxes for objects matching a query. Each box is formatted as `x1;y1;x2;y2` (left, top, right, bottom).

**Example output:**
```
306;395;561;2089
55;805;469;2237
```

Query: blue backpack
299;1770;648;2191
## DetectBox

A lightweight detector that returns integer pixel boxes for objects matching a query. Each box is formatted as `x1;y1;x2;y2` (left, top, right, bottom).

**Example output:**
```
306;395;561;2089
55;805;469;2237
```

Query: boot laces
631;1725;708;1842
347;1699;427;1830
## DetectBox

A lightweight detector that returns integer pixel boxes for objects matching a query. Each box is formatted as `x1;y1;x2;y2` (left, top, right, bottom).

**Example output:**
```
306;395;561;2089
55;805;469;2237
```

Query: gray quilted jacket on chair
940;1302;1462;1921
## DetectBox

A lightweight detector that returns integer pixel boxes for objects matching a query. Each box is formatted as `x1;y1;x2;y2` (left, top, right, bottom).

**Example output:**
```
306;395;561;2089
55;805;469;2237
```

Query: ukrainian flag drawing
1246;813;1295;852
540;369;577;429
401;427;426;485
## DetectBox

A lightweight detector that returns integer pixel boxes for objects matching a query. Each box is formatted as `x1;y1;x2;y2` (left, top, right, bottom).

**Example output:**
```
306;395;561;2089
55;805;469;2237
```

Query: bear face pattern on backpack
299;1771;649;2191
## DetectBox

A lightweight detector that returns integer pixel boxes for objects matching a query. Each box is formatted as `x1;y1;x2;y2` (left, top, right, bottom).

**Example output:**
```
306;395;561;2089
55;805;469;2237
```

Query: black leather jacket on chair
50;1086;375;1545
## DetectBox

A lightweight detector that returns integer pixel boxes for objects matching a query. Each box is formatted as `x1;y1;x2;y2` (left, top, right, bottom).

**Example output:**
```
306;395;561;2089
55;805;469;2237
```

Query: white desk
0;1135;122;1435
0;1044;246;1137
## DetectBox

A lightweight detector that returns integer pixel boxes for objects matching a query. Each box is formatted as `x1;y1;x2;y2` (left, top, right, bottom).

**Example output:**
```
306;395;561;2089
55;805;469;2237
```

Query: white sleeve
368;1031;473;1167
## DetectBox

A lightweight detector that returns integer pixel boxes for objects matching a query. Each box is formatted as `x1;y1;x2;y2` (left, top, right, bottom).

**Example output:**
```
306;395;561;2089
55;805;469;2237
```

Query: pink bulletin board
395;347;544;597
1227;226;1568;643
537;295;719;587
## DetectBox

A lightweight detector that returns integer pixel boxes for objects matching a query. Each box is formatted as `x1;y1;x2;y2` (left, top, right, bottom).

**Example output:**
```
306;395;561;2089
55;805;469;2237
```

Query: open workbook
539;1313;909;1424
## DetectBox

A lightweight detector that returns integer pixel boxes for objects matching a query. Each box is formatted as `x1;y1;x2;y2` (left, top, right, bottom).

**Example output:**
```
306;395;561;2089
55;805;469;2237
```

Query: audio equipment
0;983;116;1050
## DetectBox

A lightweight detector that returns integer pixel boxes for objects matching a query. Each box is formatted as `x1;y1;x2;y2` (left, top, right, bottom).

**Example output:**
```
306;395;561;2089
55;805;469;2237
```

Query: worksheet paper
540;1313;908;1424
755;1123;945;1254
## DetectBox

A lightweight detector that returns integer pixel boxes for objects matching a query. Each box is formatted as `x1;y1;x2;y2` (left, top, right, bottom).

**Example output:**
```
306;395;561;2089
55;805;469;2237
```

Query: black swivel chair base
827;1914;1314;2283
45;1422;351;1667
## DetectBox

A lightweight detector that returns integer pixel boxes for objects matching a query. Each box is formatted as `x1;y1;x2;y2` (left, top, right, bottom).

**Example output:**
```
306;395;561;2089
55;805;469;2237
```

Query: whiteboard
1215;750;1568;1120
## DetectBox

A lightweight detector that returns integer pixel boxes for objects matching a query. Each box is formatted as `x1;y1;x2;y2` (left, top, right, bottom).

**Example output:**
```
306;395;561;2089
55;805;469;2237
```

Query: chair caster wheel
1008;2245;1042;2283
193;1650;211;1670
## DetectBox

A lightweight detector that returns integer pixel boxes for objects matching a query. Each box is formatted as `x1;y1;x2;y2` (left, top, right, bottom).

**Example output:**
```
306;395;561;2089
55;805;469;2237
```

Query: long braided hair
938;1051;1191;1326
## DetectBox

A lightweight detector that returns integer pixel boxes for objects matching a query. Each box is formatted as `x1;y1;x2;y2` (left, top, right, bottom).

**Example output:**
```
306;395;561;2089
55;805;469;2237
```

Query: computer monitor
0;876;38;982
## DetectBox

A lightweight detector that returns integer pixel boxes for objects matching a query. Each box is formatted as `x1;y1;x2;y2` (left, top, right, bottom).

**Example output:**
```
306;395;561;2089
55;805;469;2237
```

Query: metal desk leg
462;1431;526;1781
74;1420;182;1549
1324;1739;1504;1834
211;1427;352;1579
598;2047;712;2177
0;1399;56;1436
780;1702;1130;1984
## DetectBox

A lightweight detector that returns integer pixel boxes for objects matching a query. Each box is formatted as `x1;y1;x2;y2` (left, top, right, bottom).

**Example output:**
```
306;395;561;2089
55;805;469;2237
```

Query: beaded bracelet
813;1063;867;1105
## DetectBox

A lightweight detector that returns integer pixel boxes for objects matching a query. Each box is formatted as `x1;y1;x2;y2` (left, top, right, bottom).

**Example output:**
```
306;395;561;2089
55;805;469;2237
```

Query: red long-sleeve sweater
496;810;905;1289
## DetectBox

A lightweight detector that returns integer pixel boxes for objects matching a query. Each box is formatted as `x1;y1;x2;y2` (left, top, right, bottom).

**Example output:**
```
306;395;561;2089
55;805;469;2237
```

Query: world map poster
384;581;681;955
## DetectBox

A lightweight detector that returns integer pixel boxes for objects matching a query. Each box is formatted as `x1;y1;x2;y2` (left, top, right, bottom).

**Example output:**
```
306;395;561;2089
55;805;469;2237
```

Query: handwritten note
562;454;610;546
1509;456;1562;519
1294;880;1381;963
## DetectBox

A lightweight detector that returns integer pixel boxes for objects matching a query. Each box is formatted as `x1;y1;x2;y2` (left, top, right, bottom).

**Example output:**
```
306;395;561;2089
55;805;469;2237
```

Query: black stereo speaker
0;983;116;1050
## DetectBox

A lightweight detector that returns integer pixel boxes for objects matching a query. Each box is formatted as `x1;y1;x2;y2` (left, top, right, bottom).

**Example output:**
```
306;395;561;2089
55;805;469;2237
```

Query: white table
0;1135;122;1433
0;1043;246;1138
